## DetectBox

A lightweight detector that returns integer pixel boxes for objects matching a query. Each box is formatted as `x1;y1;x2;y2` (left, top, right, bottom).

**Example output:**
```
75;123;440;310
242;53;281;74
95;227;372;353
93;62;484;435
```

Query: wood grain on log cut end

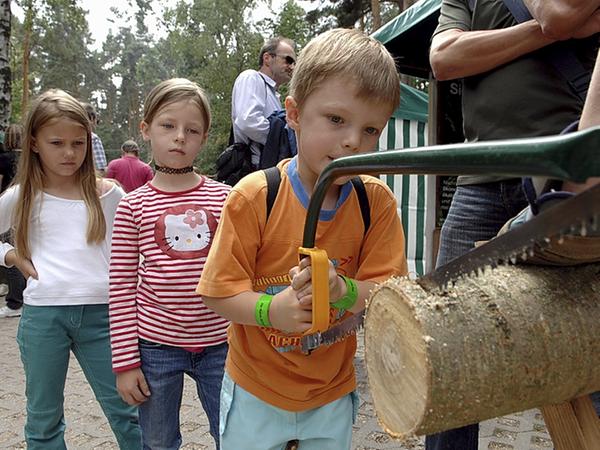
365;276;432;439
365;264;600;439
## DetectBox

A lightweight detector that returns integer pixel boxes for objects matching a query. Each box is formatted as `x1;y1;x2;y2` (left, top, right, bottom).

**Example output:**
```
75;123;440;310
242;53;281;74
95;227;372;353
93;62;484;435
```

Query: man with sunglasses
231;36;296;169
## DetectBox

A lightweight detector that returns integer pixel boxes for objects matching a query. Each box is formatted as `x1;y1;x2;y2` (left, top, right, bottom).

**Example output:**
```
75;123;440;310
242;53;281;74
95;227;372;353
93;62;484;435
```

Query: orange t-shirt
197;158;407;411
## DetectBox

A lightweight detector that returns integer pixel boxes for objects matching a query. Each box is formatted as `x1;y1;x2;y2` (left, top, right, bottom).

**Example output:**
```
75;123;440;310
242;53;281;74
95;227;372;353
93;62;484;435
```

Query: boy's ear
140;121;151;141
285;96;300;131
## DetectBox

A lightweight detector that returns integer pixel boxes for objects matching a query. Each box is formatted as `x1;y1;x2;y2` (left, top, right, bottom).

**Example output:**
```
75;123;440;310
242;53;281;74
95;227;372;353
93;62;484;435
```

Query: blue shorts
219;372;358;450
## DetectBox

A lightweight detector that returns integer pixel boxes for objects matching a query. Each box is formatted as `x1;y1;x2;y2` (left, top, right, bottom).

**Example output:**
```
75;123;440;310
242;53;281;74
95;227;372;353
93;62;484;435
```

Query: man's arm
430;22;555;80
232;72;271;145
563;47;600;192
524;0;600;40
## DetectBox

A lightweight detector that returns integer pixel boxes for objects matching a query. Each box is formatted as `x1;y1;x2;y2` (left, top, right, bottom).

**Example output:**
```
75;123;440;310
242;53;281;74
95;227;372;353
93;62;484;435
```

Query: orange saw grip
298;247;330;335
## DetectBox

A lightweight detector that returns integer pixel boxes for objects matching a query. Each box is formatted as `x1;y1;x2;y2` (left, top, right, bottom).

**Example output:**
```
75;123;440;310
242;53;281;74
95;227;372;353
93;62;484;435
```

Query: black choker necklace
154;165;194;175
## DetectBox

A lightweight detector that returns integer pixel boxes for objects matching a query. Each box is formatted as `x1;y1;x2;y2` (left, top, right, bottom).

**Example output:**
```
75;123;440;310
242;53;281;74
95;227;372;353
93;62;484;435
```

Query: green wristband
255;294;273;327
331;275;358;310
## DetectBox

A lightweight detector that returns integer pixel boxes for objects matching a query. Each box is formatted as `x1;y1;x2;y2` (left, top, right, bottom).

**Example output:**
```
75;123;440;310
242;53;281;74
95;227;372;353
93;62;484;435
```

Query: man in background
83;102;108;175
231;36;296;168
106;139;153;193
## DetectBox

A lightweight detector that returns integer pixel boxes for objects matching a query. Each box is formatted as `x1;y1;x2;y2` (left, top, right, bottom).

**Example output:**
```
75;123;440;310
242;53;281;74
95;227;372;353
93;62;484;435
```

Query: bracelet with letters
331;275;358;310
255;294;273;327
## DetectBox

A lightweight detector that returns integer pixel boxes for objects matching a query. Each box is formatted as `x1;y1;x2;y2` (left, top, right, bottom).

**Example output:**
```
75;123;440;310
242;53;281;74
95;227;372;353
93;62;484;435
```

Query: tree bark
364;263;600;439
21;1;34;116
0;0;10;131
372;0;381;31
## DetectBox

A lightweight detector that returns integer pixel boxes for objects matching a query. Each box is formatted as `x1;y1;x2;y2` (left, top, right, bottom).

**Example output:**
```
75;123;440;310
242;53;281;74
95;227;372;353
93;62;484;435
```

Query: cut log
364;263;600;439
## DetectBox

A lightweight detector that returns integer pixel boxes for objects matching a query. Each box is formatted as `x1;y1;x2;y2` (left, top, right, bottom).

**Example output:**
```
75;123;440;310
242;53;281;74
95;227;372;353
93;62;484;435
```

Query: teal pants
220;372;358;450
17;304;141;450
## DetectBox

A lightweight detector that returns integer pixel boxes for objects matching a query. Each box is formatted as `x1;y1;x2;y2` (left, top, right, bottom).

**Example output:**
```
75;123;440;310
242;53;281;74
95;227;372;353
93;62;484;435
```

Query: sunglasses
270;53;296;65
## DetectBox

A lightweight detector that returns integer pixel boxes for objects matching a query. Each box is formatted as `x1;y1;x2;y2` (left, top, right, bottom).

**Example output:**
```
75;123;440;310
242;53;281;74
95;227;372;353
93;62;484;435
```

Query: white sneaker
0;284;8;296
0;305;21;318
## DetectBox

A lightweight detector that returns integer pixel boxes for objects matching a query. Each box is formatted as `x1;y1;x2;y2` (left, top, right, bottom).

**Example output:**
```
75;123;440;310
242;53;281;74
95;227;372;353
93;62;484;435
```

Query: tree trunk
0;0;10;132
371;0;381;31
364;263;600;439
21;1;34;116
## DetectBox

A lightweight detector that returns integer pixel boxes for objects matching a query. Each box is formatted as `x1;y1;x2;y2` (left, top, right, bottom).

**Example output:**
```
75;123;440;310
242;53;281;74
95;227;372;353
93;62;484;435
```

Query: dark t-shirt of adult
0;151;19;193
434;0;599;184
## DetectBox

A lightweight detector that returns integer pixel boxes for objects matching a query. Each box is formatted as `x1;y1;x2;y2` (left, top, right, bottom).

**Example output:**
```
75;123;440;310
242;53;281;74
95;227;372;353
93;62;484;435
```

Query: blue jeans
4;265;25;309
427;181;527;450
138;340;228;450
0;231;25;310
17;304;141;450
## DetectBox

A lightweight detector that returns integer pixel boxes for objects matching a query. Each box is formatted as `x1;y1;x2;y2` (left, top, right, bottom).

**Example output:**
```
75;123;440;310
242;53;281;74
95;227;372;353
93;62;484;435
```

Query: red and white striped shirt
109;177;231;372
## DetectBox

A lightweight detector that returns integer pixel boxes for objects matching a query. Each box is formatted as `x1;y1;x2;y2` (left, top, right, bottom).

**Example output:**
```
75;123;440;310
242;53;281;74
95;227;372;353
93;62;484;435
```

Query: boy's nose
342;131;361;152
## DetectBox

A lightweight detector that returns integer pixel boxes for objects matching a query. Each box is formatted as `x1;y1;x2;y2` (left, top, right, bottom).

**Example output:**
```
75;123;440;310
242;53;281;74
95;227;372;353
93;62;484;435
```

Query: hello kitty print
154;205;217;259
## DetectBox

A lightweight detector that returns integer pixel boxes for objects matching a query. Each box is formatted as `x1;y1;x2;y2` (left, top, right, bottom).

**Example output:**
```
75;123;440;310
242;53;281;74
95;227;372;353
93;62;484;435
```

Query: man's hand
5;249;38;280
524;0;600;39
116;368;151;406
571;9;600;39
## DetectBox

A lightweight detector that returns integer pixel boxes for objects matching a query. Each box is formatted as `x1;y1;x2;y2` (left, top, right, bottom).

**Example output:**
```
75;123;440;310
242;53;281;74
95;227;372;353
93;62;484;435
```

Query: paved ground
0;302;553;449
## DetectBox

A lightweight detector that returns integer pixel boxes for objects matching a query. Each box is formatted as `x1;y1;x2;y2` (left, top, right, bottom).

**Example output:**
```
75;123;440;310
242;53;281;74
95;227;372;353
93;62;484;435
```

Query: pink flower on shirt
183;209;205;229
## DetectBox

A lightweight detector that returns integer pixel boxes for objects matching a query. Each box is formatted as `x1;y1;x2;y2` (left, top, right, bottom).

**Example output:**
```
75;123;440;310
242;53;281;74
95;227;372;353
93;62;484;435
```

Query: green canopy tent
378;84;434;277
373;0;465;275
372;0;442;79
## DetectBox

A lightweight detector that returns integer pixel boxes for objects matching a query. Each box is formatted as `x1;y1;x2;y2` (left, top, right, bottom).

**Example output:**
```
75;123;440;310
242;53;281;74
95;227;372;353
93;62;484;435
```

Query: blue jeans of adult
426;180;527;450
5;265;25;309
17;304;142;450
138;339;228;450
0;231;25;310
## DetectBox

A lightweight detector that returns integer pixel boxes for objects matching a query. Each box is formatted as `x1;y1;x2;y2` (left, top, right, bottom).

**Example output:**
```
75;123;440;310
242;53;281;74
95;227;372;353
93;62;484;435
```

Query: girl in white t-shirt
0;89;141;449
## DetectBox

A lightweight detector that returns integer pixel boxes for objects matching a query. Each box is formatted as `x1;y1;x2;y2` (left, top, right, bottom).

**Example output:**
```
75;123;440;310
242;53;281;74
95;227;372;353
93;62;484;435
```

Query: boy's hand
116;368;151;406
5;249;38;280
269;286;313;334
290;258;346;304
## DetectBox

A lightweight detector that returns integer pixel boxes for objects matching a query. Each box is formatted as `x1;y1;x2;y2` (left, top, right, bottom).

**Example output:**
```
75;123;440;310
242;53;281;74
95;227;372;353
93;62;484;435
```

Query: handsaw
297;126;600;353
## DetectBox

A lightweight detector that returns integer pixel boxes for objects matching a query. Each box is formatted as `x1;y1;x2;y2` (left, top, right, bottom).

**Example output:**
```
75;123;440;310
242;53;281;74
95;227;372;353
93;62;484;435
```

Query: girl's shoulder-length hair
13;89;106;260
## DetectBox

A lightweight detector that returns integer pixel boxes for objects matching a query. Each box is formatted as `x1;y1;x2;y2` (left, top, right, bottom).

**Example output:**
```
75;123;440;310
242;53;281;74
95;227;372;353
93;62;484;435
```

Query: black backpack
215;140;253;187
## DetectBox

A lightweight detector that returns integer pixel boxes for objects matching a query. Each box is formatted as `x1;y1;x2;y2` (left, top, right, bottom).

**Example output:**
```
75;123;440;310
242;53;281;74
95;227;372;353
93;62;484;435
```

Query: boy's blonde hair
289;28;400;110
13;89;105;259
142;78;211;132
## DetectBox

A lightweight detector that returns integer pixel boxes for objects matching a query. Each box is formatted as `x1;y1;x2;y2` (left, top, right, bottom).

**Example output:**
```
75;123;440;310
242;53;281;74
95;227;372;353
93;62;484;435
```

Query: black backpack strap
264;169;369;234
264;166;281;221
351;177;371;236
501;0;532;22
501;0;590;102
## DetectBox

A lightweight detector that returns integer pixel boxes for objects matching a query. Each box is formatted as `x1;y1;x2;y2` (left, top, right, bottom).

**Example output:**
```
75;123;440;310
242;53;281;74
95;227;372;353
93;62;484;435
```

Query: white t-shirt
0;184;124;306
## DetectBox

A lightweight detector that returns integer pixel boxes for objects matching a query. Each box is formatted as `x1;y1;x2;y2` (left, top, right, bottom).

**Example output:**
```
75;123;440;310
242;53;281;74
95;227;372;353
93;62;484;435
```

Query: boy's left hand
290;257;346;306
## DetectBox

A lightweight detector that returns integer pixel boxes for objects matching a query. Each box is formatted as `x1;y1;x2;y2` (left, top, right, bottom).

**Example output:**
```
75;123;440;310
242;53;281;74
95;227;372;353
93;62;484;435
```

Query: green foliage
10;0;403;172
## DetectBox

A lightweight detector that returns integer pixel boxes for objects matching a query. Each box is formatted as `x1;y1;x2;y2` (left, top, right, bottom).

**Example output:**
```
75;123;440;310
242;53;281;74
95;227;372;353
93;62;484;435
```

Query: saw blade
300;309;365;353
300;184;600;350
418;183;600;291
299;184;600;351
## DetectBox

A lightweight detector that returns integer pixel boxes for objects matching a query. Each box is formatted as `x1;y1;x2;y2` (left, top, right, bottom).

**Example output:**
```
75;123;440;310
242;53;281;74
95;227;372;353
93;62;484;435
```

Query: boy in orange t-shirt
197;28;408;449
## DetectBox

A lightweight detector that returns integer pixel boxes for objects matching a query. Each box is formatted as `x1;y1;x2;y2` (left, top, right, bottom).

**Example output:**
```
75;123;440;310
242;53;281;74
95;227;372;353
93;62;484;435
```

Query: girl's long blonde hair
13;89;105;259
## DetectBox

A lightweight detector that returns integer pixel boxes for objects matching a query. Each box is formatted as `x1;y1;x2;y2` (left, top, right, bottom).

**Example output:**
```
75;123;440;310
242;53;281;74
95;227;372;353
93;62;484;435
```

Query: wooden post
364;263;600;440
541;396;600;450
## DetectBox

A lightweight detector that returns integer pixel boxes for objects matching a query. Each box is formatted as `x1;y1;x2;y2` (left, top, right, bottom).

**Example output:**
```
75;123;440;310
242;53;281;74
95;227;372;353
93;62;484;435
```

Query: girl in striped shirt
109;79;230;449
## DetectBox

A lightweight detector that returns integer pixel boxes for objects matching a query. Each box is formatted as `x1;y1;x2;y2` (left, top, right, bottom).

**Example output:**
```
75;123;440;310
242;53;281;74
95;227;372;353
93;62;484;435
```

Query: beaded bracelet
331;275;358;310
255;294;273;327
